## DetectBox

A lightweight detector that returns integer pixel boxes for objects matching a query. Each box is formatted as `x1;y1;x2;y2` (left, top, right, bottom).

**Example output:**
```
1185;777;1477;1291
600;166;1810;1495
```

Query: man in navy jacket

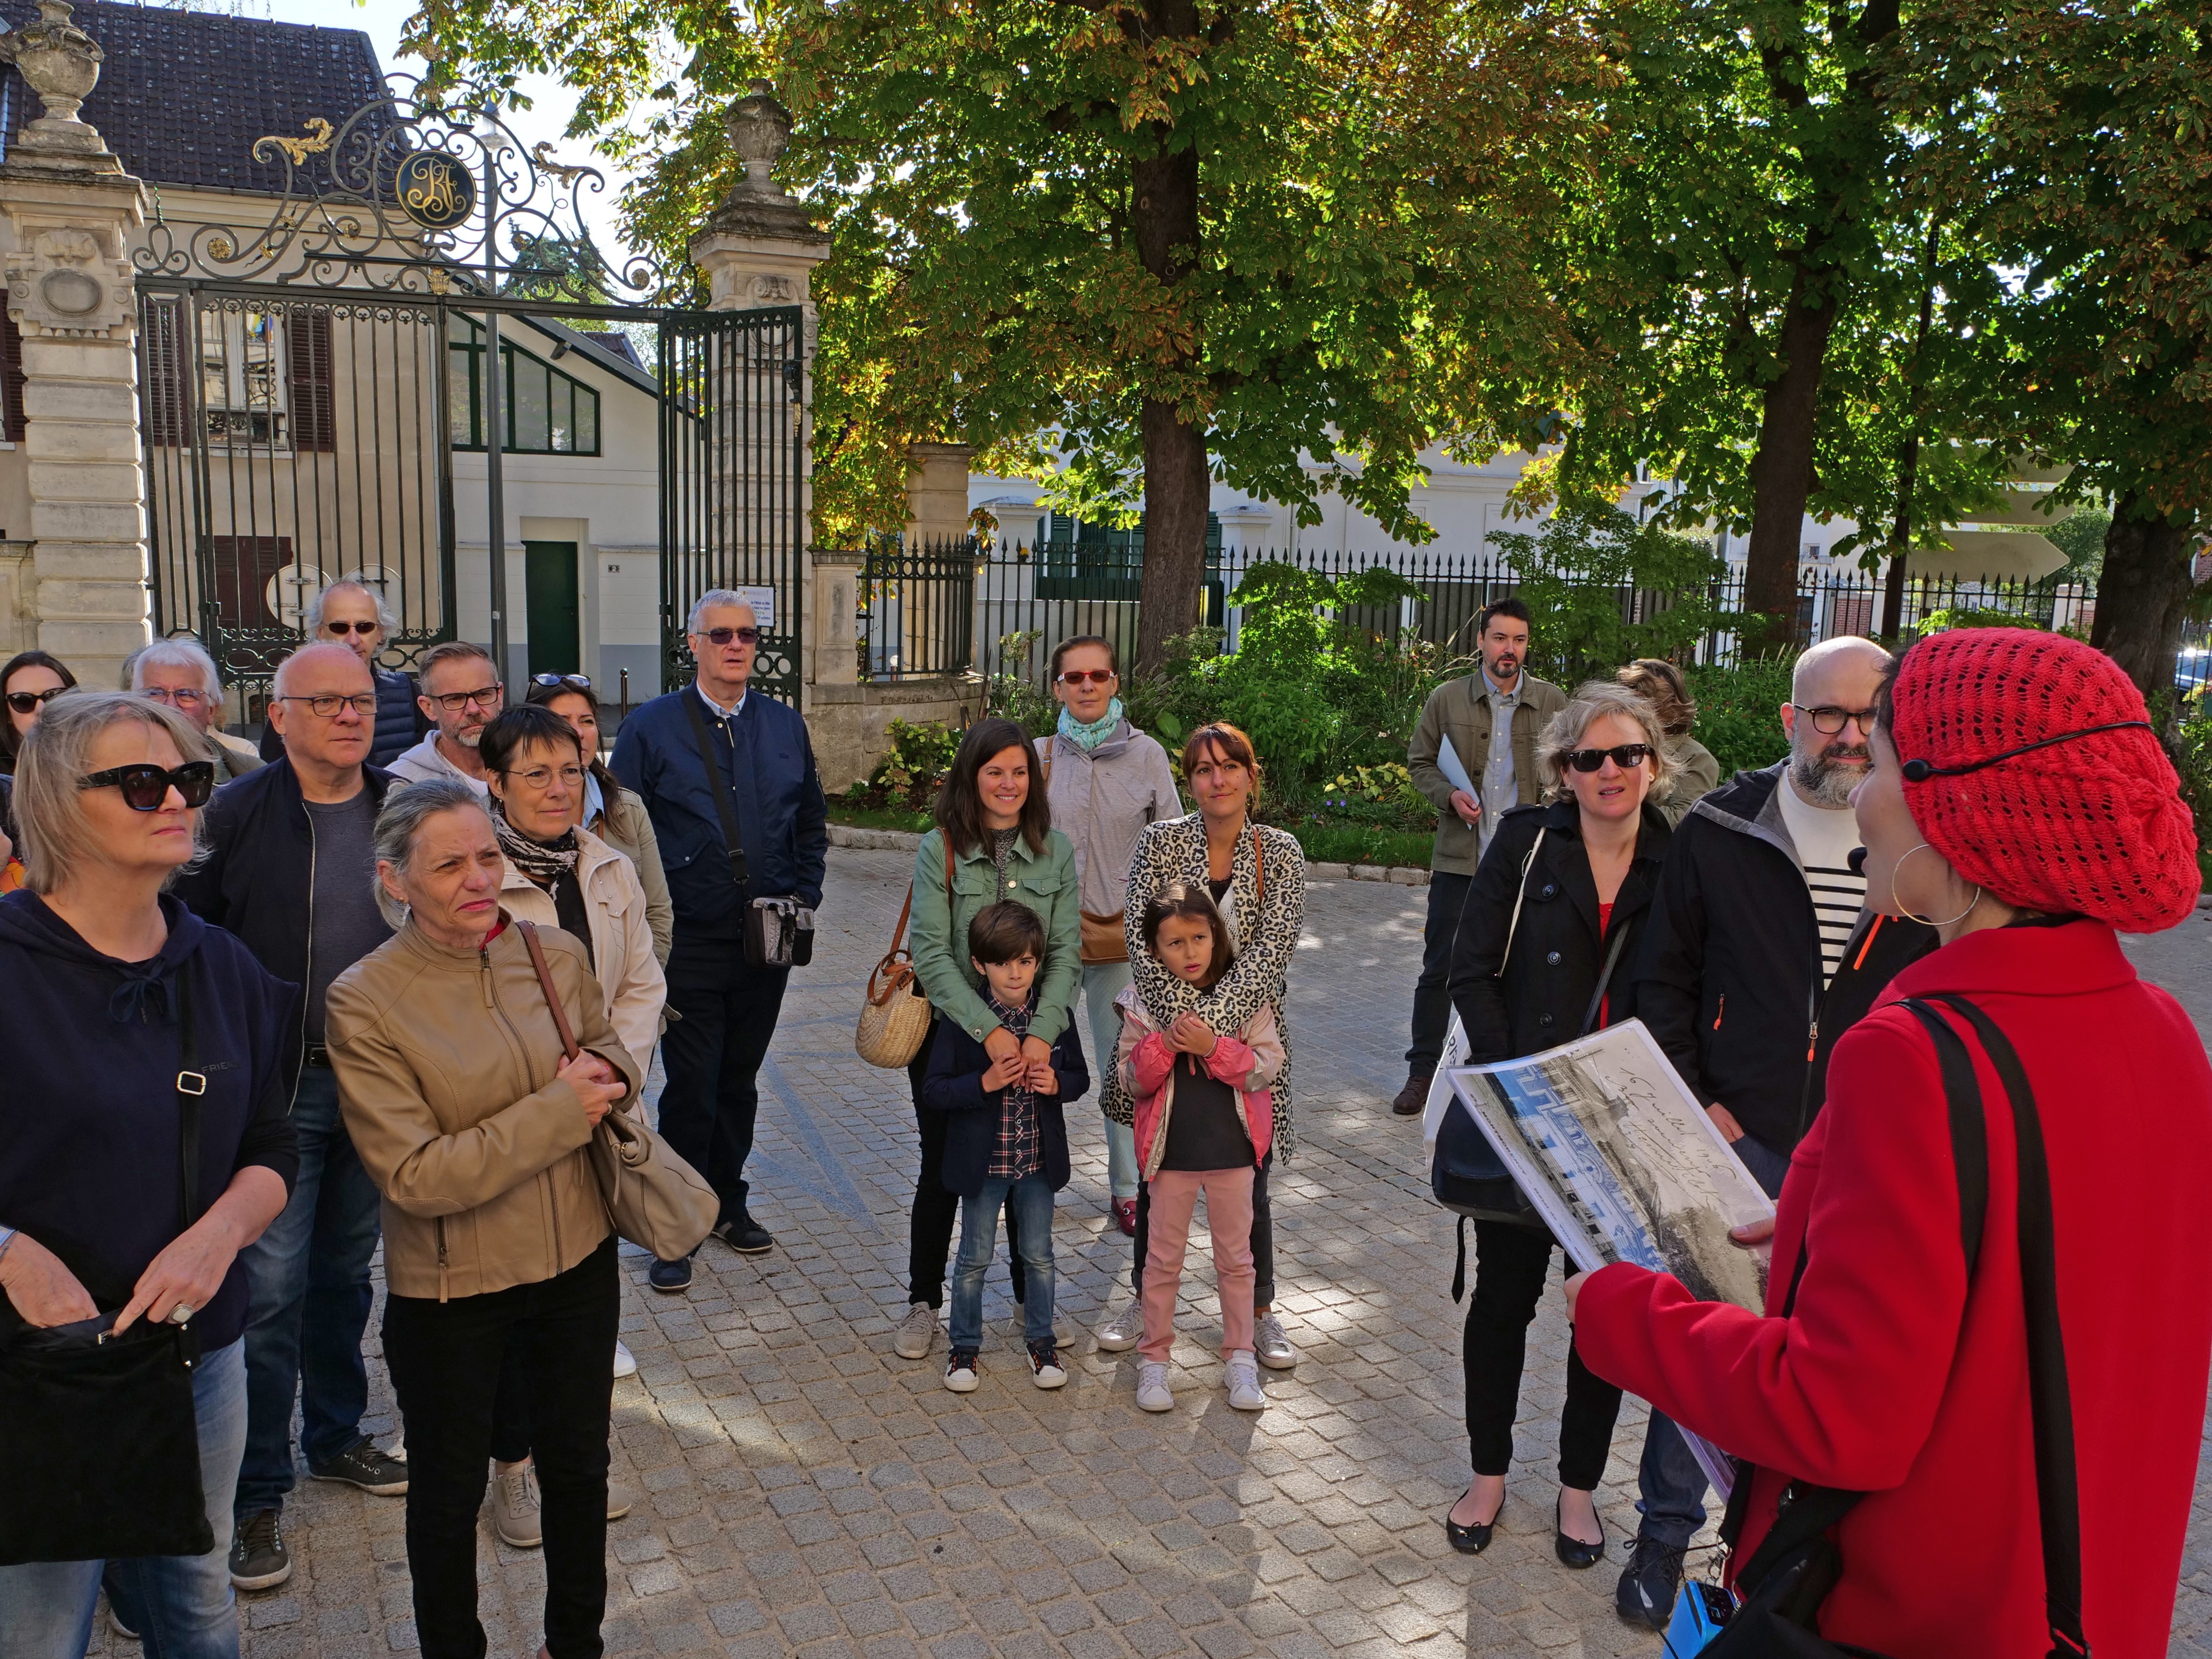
611;590;827;1288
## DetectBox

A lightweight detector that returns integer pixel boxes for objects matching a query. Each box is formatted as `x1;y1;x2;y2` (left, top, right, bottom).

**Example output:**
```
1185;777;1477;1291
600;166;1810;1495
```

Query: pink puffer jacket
1112;985;1282;1179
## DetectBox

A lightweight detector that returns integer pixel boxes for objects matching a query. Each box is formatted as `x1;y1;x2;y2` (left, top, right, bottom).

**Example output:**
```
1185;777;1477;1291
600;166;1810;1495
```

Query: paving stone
223;852;2212;1659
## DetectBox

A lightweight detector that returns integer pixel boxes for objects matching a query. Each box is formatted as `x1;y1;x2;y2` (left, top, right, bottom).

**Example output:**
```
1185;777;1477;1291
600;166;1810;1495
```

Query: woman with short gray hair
0;692;298;1658
1436;679;1675;1567
329;780;639;1659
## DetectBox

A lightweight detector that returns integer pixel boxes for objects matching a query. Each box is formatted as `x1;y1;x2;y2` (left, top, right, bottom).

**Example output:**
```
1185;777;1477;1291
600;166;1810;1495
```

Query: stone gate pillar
0;1;148;688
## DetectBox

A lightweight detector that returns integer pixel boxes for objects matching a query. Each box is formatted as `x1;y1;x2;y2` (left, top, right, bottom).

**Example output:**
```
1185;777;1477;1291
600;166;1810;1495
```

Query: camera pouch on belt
746;897;816;968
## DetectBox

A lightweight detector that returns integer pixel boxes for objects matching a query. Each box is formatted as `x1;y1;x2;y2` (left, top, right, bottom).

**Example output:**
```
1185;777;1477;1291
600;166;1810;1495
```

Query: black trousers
906;1023;1023;1308
1408;871;1474;1071
1462;1218;1621;1490
1131;1151;1275;1308
383;1236;619;1659
658;932;790;1230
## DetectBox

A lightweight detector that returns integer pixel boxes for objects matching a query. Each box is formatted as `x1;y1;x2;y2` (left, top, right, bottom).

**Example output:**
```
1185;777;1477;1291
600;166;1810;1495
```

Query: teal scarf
1057;698;1124;752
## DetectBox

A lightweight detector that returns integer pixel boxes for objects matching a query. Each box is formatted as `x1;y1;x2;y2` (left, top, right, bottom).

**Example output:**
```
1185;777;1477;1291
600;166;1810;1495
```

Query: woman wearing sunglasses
1437;680;1676;1568
0;692;298;1656
526;676;673;966
0;649;77;775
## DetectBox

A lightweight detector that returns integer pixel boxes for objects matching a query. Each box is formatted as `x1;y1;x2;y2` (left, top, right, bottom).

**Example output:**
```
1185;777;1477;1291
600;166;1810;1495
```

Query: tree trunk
1742;284;1839;653
2091;493;2201;703
1130;0;1207;680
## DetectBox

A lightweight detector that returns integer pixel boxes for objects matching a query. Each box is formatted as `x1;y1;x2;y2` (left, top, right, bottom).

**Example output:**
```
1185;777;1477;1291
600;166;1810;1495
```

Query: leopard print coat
1107;814;1308;1158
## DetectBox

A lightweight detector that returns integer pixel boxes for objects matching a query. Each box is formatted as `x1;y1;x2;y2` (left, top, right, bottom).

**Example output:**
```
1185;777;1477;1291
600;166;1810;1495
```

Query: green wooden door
524;541;580;679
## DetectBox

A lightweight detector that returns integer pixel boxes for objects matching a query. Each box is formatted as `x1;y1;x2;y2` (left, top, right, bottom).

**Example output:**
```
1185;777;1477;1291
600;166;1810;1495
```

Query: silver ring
168;1301;195;1325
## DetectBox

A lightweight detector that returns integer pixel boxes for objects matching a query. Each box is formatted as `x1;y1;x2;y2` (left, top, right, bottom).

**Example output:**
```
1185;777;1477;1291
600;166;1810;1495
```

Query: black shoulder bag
1697;994;2090;1659
0;969;218;1564
680;692;812;967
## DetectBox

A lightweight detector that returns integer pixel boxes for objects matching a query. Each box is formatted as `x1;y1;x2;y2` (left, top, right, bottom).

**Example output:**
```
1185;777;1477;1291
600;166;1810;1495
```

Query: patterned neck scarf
490;796;581;886
1057;699;1125;752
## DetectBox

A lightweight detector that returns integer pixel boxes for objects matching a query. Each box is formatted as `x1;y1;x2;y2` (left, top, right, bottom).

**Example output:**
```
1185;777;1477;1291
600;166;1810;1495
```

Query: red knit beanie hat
1887;629;2199;931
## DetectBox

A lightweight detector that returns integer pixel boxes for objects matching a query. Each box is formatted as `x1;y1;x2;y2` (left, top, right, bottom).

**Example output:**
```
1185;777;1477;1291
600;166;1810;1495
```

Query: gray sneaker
491;1461;544;1549
228;1508;292;1591
1093;1305;1142;1352
892;1302;940;1360
1253;1311;1298;1370
307;1438;409;1495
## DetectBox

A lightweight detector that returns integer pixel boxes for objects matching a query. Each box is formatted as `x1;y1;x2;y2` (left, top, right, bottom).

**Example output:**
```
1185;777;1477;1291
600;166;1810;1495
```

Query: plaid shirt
985;990;1042;1181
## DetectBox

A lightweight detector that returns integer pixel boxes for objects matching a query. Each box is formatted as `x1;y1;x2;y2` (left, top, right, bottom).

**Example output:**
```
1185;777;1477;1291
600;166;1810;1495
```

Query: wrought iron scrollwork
134;75;682;306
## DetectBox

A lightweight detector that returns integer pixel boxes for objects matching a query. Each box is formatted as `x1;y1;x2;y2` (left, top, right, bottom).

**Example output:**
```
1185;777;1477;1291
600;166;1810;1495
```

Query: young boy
921;901;1090;1391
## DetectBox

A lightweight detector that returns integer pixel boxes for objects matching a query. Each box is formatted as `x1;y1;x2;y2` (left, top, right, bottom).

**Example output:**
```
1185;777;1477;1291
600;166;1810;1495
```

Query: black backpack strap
1925;994;2091;1659
1578;918;1634;1038
1899;1000;1991;1285
173;964;207;1369
680;689;750;889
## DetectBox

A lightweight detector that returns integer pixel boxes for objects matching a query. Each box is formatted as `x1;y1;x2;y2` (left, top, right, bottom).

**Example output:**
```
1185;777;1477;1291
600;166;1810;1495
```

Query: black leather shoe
1443;1487;1502;1554
713;1214;774;1254
1554;1496;1605;1569
1391;1071;1433;1116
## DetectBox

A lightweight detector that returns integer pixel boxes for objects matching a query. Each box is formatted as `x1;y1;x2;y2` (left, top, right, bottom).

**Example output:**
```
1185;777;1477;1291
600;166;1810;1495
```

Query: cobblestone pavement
171;851;2212;1659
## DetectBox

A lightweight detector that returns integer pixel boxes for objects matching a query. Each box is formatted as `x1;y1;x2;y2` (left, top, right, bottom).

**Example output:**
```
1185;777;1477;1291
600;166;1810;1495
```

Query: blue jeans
0;1339;247;1659
1633;1129;1792;1546
948;1173;1057;1352
1083;963;1139;1199
234;1066;381;1517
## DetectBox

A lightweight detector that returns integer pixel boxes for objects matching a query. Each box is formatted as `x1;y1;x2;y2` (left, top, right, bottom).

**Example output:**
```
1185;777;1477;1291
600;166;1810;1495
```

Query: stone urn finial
723;79;792;198
0;0;107;155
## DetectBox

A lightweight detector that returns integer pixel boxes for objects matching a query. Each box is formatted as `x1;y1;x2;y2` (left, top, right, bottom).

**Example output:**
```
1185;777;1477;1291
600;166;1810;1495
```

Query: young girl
1114;882;1283;1413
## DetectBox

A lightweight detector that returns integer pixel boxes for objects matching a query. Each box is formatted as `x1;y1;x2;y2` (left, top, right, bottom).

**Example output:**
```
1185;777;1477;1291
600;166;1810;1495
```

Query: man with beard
389;641;502;795
1395;598;1567;1114
1609;634;1934;1625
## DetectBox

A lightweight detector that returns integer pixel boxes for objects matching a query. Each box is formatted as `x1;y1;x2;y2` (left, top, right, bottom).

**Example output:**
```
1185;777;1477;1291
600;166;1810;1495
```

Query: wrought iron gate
129;78;808;717
659;307;806;704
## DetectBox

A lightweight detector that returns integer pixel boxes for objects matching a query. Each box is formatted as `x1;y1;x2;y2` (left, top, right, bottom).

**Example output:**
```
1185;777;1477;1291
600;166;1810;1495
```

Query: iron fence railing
855;535;2111;690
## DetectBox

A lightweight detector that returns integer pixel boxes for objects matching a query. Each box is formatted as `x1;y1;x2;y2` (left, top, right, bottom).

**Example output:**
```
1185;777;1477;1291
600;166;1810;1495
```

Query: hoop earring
1892;843;1981;928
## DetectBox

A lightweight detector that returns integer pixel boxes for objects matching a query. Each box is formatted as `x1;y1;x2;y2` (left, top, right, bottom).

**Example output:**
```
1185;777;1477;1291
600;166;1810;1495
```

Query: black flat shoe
1444;1488;1503;1554
1554;1496;1605;1569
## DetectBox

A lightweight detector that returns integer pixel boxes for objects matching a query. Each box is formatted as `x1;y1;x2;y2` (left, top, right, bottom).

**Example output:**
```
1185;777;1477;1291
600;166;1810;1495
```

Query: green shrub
840;717;959;815
986;630;1057;734
2174;716;2212;886
1490;501;1739;681
1686;658;1795;778
1919;605;2046;635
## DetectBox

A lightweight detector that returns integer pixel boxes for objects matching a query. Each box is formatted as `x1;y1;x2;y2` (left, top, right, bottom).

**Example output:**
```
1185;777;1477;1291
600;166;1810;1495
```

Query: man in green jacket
1395;597;1567;1114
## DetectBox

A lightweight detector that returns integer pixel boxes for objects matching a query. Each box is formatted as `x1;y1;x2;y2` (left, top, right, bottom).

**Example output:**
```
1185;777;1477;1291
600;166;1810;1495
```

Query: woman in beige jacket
327;779;638;1659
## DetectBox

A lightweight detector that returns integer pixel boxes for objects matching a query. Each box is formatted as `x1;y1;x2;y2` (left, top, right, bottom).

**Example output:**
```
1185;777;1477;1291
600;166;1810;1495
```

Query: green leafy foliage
1685;659;1795;779
2171;717;2212;886
1487;501;1736;681
985;631;1057;735
840;717;959;815
1919;606;2046;635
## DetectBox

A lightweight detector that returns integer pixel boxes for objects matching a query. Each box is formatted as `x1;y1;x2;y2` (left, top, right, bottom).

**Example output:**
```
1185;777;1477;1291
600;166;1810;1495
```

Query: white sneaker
1135;1361;1174;1412
892;1303;940;1360
1254;1310;1298;1370
1028;1345;1068;1389
491;1461;543;1549
945;1350;980;1393
612;1340;637;1379
1094;1305;1142;1352
1225;1350;1265;1410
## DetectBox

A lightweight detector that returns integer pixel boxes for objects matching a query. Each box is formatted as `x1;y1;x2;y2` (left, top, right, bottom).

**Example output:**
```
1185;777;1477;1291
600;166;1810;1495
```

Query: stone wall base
806;673;986;794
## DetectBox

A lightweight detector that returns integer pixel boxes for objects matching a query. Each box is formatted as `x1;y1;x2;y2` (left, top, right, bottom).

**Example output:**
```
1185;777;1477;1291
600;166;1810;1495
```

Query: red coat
1577;920;2212;1658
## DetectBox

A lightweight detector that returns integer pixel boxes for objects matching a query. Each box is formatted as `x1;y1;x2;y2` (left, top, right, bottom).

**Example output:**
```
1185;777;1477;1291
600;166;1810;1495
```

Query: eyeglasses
277;692;377;719
502;764;587;790
1792;704;1878;735
1056;669;1116;687
696;626;760;647
427;684;502;714
142;687;211;709
79;760;216;811
323;620;380;637
1566;743;1655;772
531;673;591;691
5;687;65;715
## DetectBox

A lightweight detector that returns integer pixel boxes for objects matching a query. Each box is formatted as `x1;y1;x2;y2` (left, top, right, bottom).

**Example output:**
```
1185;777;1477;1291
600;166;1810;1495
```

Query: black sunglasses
1566;743;1654;773
5;687;66;715
697;626;761;647
79;760;217;811
322;620;380;637
531;673;592;691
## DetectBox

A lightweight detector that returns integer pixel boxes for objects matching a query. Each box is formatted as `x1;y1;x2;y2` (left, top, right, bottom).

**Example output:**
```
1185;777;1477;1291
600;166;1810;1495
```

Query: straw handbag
856;837;954;1069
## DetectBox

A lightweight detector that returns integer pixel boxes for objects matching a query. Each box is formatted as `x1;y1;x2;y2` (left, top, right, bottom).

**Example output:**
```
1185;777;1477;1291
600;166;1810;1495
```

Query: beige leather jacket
326;914;642;1302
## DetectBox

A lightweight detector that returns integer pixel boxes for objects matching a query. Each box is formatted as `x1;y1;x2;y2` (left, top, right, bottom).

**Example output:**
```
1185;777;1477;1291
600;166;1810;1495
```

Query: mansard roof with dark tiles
0;0;386;195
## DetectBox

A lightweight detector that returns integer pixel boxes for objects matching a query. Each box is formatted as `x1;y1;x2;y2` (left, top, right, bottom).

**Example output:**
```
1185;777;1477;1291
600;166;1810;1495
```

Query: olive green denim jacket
909;826;1083;1045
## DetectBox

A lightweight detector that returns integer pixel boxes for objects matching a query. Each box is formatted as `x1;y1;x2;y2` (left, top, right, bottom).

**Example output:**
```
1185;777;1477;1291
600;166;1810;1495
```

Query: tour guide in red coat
1569;629;2212;1657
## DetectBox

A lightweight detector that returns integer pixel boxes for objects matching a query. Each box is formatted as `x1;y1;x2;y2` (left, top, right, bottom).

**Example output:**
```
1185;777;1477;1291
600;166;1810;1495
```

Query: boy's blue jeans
948;1173;1057;1352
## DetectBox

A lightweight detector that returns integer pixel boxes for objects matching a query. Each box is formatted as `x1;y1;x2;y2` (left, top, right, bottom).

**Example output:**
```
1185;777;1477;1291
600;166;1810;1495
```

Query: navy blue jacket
609;686;828;938
919;1011;1090;1198
0;893;300;1352
173;758;397;1052
258;665;423;770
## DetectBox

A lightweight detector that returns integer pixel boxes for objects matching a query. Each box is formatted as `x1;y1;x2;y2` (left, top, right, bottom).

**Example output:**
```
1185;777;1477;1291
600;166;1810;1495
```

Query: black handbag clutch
0;967;217;1566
